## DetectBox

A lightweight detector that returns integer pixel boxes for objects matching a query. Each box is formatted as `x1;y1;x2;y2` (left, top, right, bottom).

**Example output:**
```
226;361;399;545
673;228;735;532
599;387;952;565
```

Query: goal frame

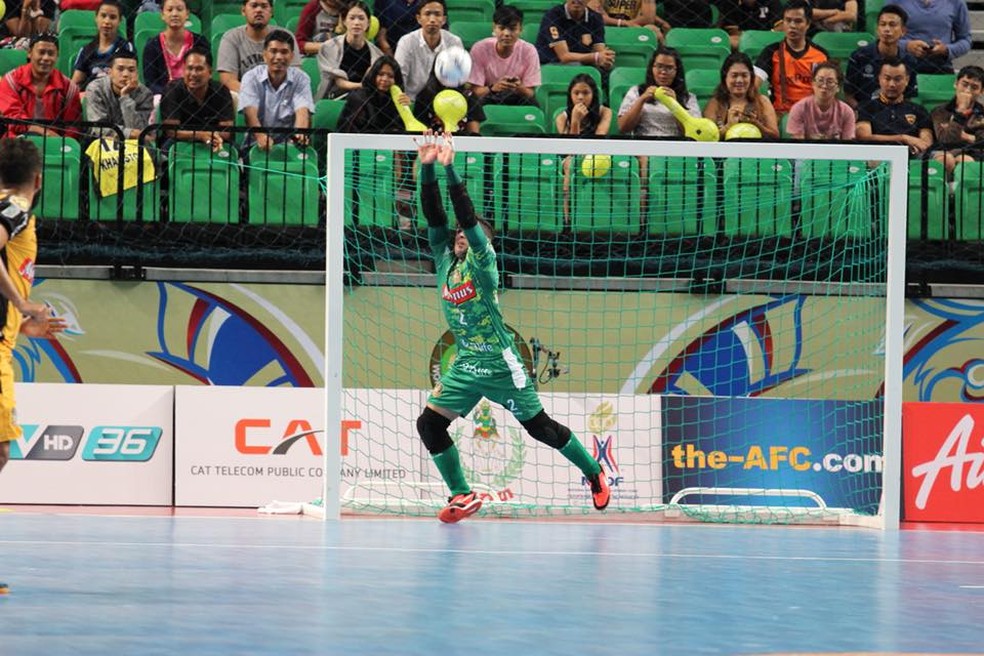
322;133;908;529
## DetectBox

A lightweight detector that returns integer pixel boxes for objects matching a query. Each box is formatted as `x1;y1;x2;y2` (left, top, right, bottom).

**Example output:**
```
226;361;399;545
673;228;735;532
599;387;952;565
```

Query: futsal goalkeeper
414;132;610;523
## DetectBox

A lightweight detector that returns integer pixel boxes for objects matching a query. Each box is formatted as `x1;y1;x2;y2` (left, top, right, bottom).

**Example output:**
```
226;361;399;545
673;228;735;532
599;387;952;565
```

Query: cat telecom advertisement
661;396;883;515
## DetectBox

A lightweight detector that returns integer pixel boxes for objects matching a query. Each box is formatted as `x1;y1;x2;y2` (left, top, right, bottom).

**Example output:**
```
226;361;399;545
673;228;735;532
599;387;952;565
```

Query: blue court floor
1;509;983;655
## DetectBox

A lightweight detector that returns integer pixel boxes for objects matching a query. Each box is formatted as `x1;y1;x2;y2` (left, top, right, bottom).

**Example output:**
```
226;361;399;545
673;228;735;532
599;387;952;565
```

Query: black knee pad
520;410;571;450
416;407;454;455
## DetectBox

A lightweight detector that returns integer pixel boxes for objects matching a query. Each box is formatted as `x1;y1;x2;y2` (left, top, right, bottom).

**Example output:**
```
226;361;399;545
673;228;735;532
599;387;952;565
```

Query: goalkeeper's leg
519;410;611;510
416;405;482;523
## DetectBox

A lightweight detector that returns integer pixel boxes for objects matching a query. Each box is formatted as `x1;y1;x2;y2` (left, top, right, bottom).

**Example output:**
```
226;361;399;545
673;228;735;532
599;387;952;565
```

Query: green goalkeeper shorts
427;348;542;421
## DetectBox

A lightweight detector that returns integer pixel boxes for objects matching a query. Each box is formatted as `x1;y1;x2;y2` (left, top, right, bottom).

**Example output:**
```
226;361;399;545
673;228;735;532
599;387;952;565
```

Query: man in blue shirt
239;30;316;150
893;0;971;74
535;0;614;70
845;4;918;107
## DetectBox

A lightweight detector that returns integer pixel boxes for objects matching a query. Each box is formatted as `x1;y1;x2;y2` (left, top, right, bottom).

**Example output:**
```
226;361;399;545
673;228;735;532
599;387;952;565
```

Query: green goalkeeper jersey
431;224;514;358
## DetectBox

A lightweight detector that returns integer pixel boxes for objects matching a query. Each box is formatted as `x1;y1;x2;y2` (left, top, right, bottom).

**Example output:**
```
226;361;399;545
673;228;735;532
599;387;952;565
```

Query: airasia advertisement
903;402;984;523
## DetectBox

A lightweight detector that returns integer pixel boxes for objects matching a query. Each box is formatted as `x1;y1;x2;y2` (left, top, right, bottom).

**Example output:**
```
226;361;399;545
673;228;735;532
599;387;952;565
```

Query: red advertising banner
903;402;984;523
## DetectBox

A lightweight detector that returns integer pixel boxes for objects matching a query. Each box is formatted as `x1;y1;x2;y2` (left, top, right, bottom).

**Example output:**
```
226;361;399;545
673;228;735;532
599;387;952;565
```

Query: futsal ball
725;122;763;140
434;46;472;88
581;154;612;178
367;15;379;40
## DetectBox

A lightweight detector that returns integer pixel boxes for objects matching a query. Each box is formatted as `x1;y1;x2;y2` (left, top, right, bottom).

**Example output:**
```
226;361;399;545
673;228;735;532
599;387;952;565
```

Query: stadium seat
301;56;321;99
24;135;82;220
863;0;885;33
799;160;872;238
812;31;874;62
452;21;492;50
445;0;495;24
605;27;657;69
569;155;641;232
274;0;310;27
521;22;539;45
88;173;160;222
344;149;396;228
313;98;346;132
722;158;793;236
57;9;97;33
200;2;244;38
535;65;603;128
415;151;490;225
684;68;719;107
907;160;947;240
247;143;321;225
664;28;730;72
737;30;784;62
913;73;956;110
0;49;27;77
608;66;645;118
495;152;564;231
168;142;242;223
648;156;717;236
211;13;248;45
953;161;984;241
481;105;546;136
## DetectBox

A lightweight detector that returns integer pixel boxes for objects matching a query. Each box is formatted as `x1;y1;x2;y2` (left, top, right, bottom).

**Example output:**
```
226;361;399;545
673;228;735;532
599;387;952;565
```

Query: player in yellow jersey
0;138;66;476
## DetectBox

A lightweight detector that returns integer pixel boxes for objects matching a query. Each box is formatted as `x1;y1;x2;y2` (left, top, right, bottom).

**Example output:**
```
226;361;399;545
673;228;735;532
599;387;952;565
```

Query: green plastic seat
0;49;26;76
481;105;546;136
301;56;321;99
799;160;873;238
343;149;397;228
535;65;603;128
737;30;784;62
812;31;874;61
57;9;97;33
521;22;539;45
684;67;719;107
604;26;657;69
24;135;82;220
454;20;493;50
495;152;563;231
953;161;984;241
648;156;717;236
913;73;956;109
247;143;321;225
907;160;947;240
88;173;160;222
445;0;495;24
664;28;731;72
722;158;793;236
863;0;885;33
168;142;241;223
607;66;644;123
200;2;244;38
415;151;491;226
570;155;641;233
274;0;310;27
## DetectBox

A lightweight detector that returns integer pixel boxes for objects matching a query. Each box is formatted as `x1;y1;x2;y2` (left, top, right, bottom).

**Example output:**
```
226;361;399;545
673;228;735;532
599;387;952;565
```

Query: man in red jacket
0;34;82;137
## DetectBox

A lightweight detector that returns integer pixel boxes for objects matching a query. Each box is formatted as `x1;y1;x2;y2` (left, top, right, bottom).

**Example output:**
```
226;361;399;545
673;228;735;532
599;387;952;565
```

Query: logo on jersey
428;325;536;387
19;257;34;284
442;281;477;305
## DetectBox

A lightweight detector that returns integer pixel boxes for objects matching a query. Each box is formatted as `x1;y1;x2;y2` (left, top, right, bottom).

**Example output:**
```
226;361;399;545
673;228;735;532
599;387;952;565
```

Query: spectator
217;0;302;95
755;0;828;115
786;61;855;140
845;5;918;108
894;0;971;74
5;0;56;39
239;30;315;151
0;35;82;138
160;47;235;152
296;0;343;56
703;51;779;139
535;0;614;74
556;71;611;134
587;0;667;41
660;0;713;29
316;1;383;100
413;71;485;134
85;51;154;140
142;0;211;96
393;0;462;101
717;0;783;51
70;0;136;91
618;46;698;136
556;73;610;227
856;58;933;158
810;0;857;33
374;0;426;56
468;5;540;107
337;55;409;133
930;65;984;173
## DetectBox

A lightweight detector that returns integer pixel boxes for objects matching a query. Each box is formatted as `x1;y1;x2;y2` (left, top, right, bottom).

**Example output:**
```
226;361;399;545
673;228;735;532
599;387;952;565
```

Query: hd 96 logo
9;425;163;462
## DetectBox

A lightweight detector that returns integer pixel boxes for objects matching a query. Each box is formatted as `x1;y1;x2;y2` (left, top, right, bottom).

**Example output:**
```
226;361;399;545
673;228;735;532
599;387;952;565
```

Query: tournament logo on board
428;325;535;387
454;399;525;497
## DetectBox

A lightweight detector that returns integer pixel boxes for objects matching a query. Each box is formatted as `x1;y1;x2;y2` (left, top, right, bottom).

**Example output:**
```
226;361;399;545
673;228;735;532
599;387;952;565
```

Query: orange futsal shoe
438;492;482;524
588;468;611;511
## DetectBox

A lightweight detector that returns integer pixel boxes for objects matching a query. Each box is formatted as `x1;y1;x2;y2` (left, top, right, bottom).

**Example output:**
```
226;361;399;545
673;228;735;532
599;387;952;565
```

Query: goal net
323;133;906;529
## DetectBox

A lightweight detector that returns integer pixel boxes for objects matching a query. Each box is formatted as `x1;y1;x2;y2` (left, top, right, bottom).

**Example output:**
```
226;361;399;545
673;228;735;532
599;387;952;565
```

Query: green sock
559;434;602;477
432;444;471;496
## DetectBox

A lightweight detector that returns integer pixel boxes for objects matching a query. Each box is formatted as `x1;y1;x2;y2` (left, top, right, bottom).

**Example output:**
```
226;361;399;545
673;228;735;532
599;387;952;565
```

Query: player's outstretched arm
436;135;486;250
416;133;451;251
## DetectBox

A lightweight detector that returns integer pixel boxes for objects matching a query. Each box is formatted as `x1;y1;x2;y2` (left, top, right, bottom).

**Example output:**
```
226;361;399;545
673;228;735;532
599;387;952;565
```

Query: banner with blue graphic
662;396;883;514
